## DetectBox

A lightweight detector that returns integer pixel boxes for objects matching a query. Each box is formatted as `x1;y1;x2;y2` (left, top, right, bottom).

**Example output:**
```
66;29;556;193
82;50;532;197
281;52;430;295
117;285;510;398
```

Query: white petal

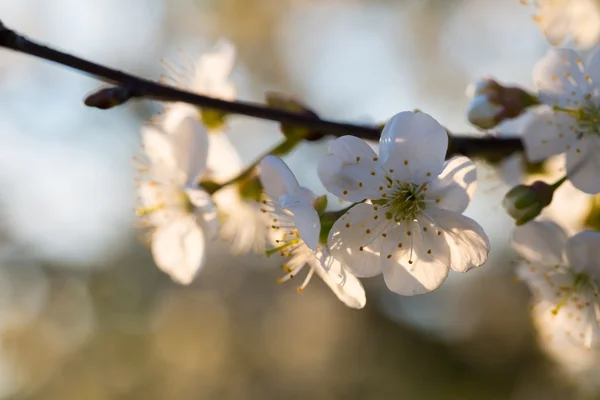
328;203;386;278
566;135;600;194
259;156;301;200
521;107;578;162
586;45;600;95
194;39;237;100
165;109;209;186
566;231;600;278
426;209;490;273
205;132;243;183
379;111;447;184
313;249;366;309
426;156;477;214
380;219;451;295
184;188;219;240
151;216;205;285
280;194;321;251
533;48;591;107
511;220;568;266
318;136;387;202
141;126;177;168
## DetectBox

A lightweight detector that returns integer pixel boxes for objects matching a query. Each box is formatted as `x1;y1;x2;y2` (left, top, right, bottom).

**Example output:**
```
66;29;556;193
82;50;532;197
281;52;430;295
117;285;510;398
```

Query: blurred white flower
525;0;600;49
207;133;270;255
136;104;217;284
259;156;366;309
162;39;237;104
512;220;600;349
522;47;600;194
319;111;490;296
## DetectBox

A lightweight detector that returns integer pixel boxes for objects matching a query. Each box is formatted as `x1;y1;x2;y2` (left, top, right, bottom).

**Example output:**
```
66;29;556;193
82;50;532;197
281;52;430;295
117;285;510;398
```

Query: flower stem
0;19;524;159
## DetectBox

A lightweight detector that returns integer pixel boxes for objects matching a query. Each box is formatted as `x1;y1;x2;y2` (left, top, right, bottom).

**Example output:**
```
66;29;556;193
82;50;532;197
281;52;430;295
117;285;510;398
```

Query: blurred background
0;0;598;398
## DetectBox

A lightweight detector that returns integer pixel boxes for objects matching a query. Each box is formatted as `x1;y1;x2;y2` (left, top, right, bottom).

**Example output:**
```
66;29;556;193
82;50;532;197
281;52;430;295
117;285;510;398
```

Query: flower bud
313;194;328;215
466;78;538;130
266;92;325;141
502;181;555;225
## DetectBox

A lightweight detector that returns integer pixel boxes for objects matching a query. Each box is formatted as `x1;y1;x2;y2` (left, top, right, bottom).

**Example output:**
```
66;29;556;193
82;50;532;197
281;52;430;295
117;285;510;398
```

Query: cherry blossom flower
522;47;600;194
512;220;600;349
524;0;600;49
319;111;490;296
206;133;270;255
162;39;236;101
135;104;217;284
259;155;366;309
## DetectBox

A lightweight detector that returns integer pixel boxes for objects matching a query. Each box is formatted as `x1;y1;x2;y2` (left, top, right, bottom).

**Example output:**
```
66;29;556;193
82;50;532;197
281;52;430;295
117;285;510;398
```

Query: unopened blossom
136;104;217;284
465;78;536;130
512;221;600;349
259;156;366;309
524;0;600;49
522;47;600;194
319;111;490;296
499;154;591;234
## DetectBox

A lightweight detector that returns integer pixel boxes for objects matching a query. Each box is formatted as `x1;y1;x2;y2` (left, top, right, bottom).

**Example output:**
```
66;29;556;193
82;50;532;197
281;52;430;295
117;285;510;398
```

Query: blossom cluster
130;3;600;377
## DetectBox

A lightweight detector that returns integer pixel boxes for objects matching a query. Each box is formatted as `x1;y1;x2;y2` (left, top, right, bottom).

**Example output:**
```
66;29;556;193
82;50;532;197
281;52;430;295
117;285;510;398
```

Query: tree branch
0;19;524;159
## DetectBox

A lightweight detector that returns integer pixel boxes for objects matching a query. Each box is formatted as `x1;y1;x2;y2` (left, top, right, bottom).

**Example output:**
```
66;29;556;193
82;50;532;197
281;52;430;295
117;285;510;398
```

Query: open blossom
522;47;600;194
512;221;600;349
259;156;366;309
163;39;236;103
524;0;600;49
206;133;270;255
136;104;217;284
319;111;490;296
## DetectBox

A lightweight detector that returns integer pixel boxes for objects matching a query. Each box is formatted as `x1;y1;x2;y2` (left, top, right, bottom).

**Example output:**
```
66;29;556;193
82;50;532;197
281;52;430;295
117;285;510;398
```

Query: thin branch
0;19;524;158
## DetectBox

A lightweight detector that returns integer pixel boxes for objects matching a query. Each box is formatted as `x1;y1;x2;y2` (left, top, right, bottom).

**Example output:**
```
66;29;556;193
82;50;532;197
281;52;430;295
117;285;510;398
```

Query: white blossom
524;0;600;49
522;47;600;194
319;111;490;296
512;220;600;349
162;39;236;101
135;104;217;284
259;155;366;309
207;133;270;255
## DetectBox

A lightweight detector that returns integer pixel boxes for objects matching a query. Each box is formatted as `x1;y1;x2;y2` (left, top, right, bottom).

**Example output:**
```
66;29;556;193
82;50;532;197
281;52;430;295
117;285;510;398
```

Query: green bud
200;108;228;131
313;195;328;216
502;181;555;225
265;92;325;141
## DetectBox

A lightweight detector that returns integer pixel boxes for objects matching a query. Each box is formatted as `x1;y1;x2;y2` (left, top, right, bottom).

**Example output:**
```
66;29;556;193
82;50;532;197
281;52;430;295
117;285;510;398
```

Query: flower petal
194;39;237;100
259;156;301;200
184;188;219;240
318;136;387;202
510;220;568;266
533;48;590;107
280;194;320;251
206;132;243;183
163;105;209;185
141;126;177;168
380;219;451;295
151;216;205;285
328;203;387;278
566;231;600;278
566;135;600;194
379;111;447;184
521;107;577;162
586;45;600;97
426;209;490;273
313;248;366;309
426;156;477;213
